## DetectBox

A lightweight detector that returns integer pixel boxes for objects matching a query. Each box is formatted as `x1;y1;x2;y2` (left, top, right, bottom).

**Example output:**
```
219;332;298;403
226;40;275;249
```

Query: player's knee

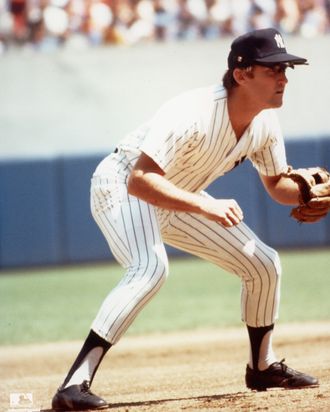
273;250;282;275
151;251;169;286
269;249;282;279
132;250;169;289
246;248;281;285
260;248;282;288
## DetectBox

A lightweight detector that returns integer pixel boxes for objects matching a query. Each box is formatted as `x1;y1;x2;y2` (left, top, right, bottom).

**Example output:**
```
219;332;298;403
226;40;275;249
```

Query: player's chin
269;95;284;108
275;92;285;106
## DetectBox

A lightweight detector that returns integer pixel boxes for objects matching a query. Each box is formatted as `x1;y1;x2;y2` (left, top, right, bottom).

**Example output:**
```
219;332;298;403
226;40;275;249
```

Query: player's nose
277;78;287;90
278;71;288;86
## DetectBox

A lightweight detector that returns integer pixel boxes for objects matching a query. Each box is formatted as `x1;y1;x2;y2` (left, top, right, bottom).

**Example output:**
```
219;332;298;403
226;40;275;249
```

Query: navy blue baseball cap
228;28;308;69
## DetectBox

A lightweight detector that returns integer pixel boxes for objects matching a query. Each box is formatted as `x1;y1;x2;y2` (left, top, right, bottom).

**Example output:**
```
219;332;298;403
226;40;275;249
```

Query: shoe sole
53;407;109;411
247;383;319;392
52;403;109;411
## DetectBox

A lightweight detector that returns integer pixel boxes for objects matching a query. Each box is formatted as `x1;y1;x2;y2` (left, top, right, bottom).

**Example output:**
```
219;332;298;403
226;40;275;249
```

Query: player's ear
232;68;244;85
232;67;252;85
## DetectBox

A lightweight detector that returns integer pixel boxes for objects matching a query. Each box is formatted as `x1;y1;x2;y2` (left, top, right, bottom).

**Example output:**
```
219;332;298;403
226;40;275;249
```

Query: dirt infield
1;322;329;411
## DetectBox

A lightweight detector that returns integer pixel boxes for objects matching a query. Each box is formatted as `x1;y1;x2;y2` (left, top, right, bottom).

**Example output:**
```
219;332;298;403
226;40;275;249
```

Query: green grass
0;249;329;345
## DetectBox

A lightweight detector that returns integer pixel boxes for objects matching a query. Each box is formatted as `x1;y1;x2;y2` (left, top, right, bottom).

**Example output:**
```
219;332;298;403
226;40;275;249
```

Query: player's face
248;64;289;109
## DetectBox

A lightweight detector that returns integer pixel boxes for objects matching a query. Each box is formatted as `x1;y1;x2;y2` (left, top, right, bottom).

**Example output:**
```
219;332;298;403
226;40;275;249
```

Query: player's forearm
261;174;300;205
128;170;205;213
128;153;244;226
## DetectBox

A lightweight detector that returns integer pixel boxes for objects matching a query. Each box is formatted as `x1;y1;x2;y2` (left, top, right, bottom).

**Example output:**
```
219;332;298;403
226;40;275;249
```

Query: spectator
26;0;44;47
274;0;301;33
0;0;14;53
9;0;27;43
87;0;113;45
0;0;329;53
250;0;276;30
298;0;328;36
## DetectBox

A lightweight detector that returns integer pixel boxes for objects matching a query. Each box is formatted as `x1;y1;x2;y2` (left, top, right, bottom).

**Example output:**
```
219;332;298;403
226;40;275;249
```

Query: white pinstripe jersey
105;84;288;193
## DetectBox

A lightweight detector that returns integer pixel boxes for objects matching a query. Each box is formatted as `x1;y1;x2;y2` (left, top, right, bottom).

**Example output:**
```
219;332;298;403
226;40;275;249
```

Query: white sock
249;330;277;371
64;347;103;388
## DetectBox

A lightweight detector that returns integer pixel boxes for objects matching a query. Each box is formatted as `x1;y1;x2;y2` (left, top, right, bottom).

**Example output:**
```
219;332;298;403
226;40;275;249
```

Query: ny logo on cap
274;33;285;48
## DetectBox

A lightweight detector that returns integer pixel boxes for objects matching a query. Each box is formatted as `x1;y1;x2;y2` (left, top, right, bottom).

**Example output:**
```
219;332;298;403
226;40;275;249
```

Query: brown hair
222;69;237;91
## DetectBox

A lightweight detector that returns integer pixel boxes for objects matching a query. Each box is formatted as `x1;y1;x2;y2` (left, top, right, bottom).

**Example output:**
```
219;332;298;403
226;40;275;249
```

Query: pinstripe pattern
90;84;287;343
91;173;168;344
159;209;281;327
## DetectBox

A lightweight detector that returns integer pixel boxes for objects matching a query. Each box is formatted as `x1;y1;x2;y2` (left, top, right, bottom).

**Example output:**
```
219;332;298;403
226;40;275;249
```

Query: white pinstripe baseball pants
90;160;282;345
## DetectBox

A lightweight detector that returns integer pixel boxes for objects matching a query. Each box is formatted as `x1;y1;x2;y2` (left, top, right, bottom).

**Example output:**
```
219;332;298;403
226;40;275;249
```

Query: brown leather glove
282;167;330;223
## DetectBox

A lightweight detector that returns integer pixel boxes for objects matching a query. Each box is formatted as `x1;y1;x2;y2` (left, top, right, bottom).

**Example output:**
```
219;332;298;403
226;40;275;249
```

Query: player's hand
201;198;244;227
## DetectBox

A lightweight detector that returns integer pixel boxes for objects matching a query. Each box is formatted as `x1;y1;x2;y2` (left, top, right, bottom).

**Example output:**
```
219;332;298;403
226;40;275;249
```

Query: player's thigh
91;177;166;269
162;210;280;278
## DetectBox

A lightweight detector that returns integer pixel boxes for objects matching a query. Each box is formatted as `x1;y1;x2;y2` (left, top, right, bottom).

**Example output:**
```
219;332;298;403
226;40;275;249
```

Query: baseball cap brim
254;52;307;66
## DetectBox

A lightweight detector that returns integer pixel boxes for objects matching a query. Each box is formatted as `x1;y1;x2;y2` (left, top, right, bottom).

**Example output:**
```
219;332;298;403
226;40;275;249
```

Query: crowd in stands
1;0;329;54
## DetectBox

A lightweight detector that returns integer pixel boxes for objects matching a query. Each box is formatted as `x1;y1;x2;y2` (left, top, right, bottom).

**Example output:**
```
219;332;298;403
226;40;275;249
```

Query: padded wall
57;154;112;263
0;158;62;267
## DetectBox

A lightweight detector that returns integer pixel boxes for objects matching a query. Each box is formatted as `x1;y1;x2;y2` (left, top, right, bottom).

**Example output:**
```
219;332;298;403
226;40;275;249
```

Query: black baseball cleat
51;380;108;410
245;359;319;391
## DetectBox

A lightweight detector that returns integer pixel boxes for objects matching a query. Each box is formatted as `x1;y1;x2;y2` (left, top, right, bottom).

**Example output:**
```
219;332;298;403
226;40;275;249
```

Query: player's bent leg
52;182;169;410
91;179;169;344
162;210;318;390
92;249;169;344
162;211;281;327
53;251;169;410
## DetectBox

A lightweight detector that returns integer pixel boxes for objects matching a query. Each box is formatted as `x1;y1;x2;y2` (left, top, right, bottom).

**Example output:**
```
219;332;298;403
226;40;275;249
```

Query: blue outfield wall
57;155;110;263
0;136;329;269
0;158;63;267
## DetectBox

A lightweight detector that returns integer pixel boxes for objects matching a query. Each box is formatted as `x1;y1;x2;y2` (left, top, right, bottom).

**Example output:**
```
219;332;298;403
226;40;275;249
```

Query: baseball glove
282;166;330;223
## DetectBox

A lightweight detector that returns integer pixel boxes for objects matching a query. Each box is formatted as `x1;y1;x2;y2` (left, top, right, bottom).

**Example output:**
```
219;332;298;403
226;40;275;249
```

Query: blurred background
0;0;330;269
1;0;330;53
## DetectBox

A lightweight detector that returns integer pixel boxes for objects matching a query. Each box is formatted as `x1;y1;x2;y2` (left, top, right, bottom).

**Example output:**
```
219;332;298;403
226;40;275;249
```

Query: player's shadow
105;392;250;409
41;391;251;411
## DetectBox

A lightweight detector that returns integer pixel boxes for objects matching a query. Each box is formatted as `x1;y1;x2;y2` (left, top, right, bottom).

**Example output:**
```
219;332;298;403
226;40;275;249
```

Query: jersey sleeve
139;98;200;173
250;110;288;176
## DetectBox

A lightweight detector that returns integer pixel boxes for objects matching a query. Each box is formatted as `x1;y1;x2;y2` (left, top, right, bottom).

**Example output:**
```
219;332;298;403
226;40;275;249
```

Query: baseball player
52;28;319;411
